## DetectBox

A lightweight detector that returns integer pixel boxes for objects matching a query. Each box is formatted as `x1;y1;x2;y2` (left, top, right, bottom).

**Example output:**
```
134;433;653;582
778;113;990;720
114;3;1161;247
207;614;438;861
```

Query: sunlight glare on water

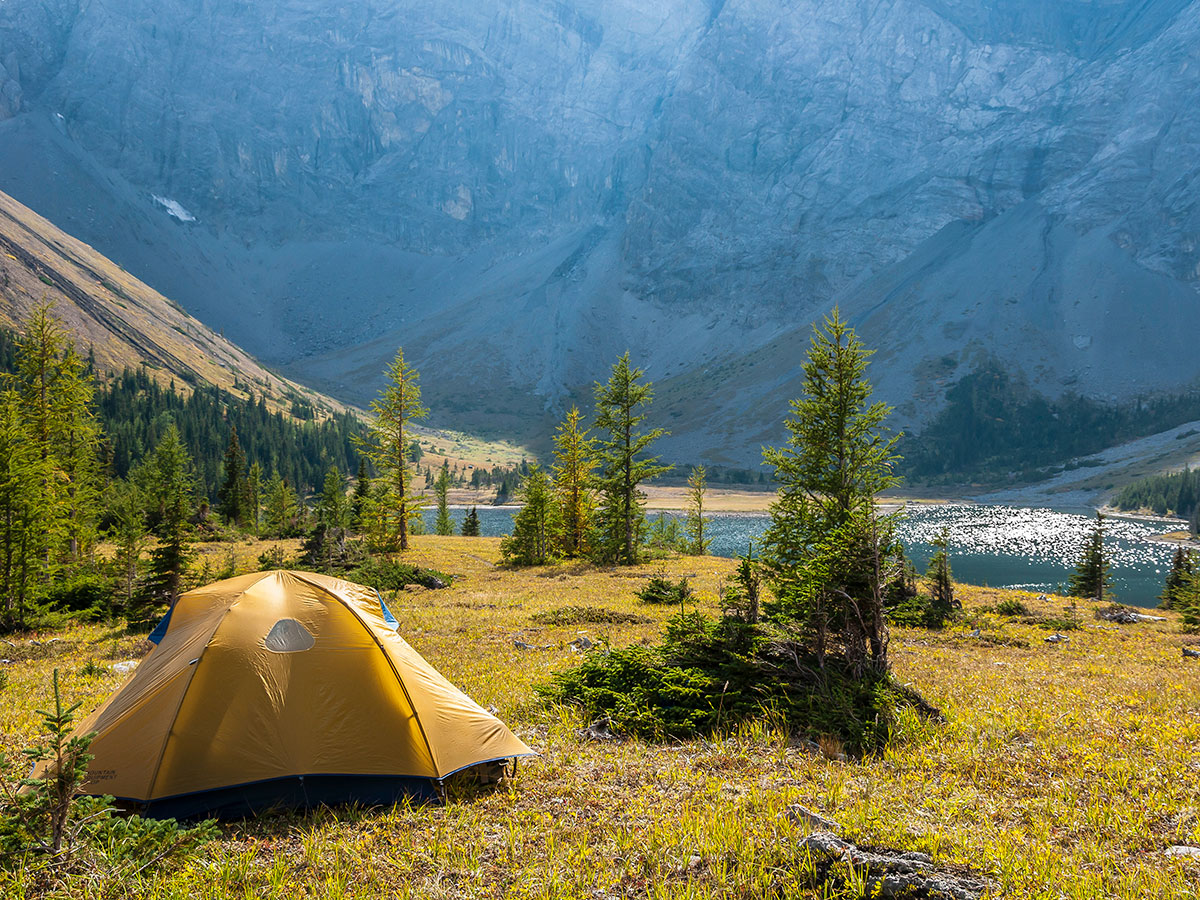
431;503;1180;608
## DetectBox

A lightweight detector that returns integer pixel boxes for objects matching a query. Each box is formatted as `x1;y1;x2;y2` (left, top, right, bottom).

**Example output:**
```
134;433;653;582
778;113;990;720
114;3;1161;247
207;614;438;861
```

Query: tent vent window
264;619;315;653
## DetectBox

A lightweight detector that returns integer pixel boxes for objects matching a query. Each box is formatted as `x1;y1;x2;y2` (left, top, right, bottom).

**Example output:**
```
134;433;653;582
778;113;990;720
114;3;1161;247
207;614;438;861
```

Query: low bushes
539;609;937;755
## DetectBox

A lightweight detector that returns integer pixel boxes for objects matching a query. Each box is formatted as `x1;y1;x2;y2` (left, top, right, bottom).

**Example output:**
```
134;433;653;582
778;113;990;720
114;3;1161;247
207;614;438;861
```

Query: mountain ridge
2;0;1198;464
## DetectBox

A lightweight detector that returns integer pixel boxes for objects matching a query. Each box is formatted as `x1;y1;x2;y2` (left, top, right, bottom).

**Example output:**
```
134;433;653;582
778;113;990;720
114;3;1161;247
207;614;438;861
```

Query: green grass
2;538;1199;897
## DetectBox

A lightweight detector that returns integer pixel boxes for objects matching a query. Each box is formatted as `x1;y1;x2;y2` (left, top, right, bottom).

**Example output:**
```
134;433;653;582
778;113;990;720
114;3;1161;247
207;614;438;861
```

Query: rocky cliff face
1;0;1198;461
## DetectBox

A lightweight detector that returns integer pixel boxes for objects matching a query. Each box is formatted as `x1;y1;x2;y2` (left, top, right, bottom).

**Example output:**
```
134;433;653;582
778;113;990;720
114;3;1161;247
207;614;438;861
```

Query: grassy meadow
2;536;1199;898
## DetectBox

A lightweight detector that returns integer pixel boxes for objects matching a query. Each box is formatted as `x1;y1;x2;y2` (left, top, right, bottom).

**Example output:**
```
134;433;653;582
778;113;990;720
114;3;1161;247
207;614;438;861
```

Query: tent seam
143;578;265;802
287;571;442;777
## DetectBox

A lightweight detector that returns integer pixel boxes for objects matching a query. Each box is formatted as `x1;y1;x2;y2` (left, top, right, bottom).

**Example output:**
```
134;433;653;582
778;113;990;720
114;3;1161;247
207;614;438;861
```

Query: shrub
43;571;116;622
993;598;1029;617
539;610;938;754
636;575;694;606
346;556;450;591
531;606;650;626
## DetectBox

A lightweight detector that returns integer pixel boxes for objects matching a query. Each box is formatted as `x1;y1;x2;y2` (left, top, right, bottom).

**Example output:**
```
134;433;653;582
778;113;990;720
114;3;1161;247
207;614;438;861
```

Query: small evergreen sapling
461;507;481;537
1069;514;1112;602
1160;547;1194;610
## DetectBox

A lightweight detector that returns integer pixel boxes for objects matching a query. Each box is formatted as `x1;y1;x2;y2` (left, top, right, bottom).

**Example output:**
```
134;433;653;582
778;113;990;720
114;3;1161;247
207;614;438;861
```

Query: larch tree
0;389;55;630
434;460;453;535
551;405;595;558
685;465;710;556
356;349;428;552
761;308;901;677
592;353;670;565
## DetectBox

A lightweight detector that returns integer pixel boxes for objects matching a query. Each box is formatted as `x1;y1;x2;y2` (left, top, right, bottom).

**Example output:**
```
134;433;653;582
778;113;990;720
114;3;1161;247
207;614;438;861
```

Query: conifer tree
1160;547;1194;610
1177;569;1200;630
434;460;453;535
263;472;301;539
501;465;560;565
0;390;55;630
592;353;670;565
685;465;710;555
352;457;371;529
106;479;148;614
1068;514;1112;602
461;506;481;537
355;348;428;551
925;527;956;620
218;425;247;526
52;344;102;560
551;405;595;558
139;425;194;613
317;466;349;529
246;461;263;536
11;306;101;566
762;308;900;676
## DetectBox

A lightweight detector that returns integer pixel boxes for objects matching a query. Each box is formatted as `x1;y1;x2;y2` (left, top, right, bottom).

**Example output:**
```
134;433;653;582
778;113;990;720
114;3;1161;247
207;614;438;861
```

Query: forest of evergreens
1113;467;1200;531
904;359;1200;482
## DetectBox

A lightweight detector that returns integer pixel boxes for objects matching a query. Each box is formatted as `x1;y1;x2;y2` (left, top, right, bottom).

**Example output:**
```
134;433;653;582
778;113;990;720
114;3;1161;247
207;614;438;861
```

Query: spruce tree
926;527;956;620
1159;546;1194;610
246;461;263;536
217;425;247;526
1068;514;1112;602
592;353;670;565
352;457;371;530
501;465;560;565
685;465;710;555
434;460;453;535
552;405;595;558
139;425;194;613
355;348;428;551
106;480;148;615
761;308;900;676
461;506;481;537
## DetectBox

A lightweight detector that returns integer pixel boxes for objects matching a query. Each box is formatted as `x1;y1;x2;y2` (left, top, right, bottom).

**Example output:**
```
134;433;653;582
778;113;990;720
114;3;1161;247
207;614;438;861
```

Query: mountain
0;188;344;419
2;0;1198;464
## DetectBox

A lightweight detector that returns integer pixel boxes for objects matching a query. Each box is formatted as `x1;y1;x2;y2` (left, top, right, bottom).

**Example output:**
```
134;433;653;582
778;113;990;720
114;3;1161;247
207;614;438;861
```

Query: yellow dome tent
70;570;533;818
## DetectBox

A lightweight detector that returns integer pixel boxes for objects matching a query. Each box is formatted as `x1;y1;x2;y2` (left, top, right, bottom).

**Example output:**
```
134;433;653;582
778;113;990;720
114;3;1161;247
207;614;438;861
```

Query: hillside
2;538;1198;897
2;1;1200;464
0;188;344;419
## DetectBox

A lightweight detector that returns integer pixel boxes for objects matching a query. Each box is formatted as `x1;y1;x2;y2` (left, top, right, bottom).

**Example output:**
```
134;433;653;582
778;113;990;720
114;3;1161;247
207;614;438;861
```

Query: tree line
904;359;1200;483
1112;467;1200;533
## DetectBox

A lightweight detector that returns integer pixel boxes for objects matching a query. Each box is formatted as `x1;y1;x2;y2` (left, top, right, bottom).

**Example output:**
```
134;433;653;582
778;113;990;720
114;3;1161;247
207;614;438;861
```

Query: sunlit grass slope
0;189;344;419
2;537;1199;898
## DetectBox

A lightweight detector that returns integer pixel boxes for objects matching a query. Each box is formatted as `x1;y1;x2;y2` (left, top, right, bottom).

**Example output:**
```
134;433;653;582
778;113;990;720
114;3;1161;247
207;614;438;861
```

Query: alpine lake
422;502;1182;609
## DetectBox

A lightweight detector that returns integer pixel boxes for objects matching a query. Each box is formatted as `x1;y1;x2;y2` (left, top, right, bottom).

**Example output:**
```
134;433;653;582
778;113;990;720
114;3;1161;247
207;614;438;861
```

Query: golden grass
3;538;1200;898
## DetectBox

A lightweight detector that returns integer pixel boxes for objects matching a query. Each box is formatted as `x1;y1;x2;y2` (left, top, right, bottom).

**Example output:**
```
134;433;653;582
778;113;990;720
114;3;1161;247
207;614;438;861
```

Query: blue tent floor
118;774;441;820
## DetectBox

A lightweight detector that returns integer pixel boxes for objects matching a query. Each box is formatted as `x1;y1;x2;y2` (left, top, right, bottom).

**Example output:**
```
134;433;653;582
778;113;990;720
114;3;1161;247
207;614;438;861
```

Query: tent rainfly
60;570;533;818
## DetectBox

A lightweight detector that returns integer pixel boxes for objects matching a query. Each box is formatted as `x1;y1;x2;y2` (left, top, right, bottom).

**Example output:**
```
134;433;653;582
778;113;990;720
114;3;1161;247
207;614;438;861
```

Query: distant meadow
432;503;1178;607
